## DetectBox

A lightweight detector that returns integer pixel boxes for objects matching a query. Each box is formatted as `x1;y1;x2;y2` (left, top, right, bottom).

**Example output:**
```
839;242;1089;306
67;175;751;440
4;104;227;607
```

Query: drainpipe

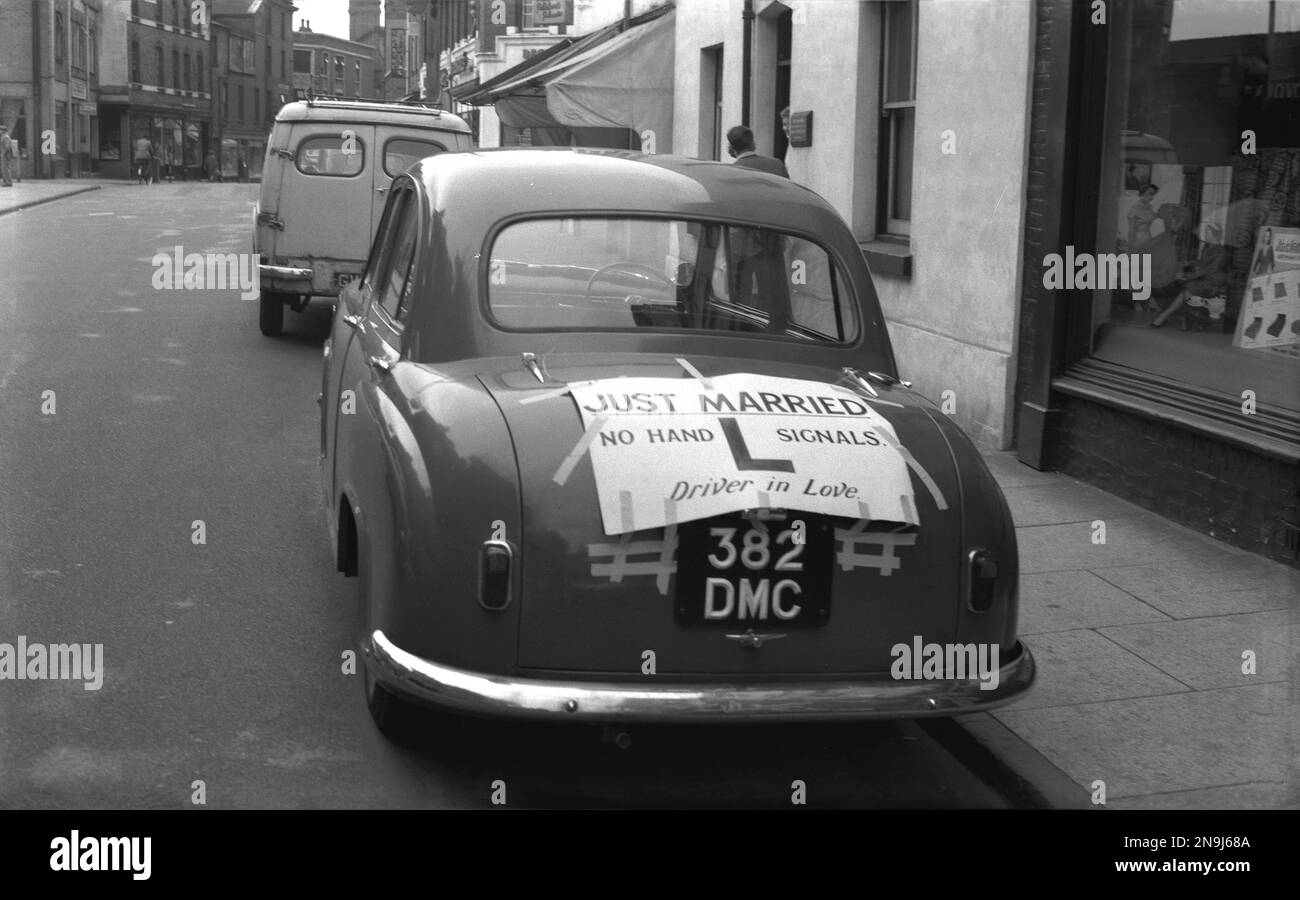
32;0;44;178
741;0;754;127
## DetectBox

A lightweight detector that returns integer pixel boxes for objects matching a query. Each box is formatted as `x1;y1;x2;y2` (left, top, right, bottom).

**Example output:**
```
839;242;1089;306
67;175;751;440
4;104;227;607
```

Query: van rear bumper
261;260;363;296
260;264;313;295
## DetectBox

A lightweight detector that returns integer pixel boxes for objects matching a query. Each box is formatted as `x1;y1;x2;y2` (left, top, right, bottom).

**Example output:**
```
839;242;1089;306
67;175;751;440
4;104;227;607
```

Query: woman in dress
1127;183;1160;247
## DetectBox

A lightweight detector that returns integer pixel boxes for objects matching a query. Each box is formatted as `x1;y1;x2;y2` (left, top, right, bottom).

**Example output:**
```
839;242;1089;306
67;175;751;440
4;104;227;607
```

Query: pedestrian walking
133;134;154;184
204;149;218;182
726;125;789;178
0;125;15;187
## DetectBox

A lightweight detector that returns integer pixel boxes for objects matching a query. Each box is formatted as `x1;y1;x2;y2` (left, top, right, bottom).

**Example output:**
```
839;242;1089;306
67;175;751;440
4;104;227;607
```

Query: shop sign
71;79;88;100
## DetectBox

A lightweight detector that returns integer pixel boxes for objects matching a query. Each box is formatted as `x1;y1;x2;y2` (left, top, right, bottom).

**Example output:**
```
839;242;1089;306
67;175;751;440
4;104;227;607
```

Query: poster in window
1233;226;1300;350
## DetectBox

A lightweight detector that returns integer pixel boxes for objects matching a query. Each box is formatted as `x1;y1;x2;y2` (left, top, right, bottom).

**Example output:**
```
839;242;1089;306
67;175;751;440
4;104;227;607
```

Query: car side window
378;193;418;322
361;187;408;296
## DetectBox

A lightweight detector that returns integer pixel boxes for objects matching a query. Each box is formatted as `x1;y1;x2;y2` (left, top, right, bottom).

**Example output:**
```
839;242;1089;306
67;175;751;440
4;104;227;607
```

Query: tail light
478;540;513;611
967;549;999;613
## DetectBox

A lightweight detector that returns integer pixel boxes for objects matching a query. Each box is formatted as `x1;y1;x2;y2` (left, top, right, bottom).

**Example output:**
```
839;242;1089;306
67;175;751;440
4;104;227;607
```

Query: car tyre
259;290;287;336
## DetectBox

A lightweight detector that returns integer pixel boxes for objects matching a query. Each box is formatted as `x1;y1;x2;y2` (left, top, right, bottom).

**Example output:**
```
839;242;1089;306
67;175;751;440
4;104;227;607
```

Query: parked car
320;148;1034;736
252;99;473;337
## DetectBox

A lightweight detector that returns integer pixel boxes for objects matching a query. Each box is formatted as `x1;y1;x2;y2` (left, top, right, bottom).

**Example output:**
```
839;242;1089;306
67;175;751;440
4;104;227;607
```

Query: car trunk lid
478;353;963;675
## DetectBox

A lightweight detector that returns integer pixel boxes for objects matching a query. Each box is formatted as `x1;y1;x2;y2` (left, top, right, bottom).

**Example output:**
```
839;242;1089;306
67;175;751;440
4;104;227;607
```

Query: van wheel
259;290;286;336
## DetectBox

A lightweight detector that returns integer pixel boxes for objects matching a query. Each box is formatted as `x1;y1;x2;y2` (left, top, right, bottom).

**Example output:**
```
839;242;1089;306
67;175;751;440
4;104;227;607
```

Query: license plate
332;271;358;288
676;515;833;627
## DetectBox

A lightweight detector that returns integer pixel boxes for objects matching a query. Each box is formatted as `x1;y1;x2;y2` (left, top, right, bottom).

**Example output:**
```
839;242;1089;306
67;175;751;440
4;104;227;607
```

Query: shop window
1089;0;1300;414
880;0;917;237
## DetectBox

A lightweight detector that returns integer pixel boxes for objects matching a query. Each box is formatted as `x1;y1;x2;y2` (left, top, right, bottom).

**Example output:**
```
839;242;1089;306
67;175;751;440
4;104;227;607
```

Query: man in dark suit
726;126;789;178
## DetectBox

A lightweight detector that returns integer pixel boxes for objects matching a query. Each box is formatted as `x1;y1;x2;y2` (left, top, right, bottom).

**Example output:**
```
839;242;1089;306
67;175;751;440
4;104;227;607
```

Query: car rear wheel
259;290;288;336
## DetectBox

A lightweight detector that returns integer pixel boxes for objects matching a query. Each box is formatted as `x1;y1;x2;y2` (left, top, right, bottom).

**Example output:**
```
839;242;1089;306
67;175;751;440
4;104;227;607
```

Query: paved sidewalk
969;450;1298;809
0;176;131;217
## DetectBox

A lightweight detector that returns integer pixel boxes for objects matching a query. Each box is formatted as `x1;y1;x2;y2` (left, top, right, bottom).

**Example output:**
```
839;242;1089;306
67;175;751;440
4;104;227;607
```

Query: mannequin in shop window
1151;222;1232;328
1129;202;1189;313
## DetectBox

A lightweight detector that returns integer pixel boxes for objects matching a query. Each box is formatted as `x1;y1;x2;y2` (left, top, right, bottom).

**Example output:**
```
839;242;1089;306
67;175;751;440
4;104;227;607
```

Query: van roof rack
299;90;449;115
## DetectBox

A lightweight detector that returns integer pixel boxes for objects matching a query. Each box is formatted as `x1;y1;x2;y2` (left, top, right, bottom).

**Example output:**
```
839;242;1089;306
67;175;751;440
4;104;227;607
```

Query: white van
253;99;473;336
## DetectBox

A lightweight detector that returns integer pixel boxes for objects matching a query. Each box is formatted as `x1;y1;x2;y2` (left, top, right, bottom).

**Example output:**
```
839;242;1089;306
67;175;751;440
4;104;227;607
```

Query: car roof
409;148;842;233
274;100;472;132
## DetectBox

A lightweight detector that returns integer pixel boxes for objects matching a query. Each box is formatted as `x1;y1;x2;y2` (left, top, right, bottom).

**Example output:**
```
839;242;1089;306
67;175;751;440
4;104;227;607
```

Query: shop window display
1093;0;1299;412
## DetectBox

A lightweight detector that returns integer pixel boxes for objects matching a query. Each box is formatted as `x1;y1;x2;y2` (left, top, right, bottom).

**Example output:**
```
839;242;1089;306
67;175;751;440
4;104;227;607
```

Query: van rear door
273;121;377;268
371;128;453;232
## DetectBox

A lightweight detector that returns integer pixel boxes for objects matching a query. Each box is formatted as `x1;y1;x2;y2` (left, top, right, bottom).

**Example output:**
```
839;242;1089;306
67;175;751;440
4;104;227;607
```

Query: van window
383;138;446;177
295;134;365;177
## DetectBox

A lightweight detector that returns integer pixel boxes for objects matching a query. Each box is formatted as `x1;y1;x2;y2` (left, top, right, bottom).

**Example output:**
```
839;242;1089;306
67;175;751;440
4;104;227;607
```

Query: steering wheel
584;262;676;301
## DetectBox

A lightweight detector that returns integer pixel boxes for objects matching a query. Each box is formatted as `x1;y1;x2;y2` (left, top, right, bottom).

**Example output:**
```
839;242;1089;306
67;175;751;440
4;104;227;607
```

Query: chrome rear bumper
364;629;1035;723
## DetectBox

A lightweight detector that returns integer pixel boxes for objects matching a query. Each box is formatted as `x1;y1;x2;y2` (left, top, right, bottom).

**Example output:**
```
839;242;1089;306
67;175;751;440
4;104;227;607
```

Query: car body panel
474;354;964;674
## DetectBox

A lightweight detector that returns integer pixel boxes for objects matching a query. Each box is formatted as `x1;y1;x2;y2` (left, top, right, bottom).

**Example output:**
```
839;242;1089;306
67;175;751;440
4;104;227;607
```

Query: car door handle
375;186;388;194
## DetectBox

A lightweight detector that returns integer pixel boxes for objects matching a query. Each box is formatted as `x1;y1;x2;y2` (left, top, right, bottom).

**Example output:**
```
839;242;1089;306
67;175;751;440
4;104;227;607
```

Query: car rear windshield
487;217;858;344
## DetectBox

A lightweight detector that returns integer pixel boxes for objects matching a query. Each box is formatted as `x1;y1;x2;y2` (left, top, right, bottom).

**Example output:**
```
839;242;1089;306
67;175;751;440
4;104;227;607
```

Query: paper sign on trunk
567;373;920;535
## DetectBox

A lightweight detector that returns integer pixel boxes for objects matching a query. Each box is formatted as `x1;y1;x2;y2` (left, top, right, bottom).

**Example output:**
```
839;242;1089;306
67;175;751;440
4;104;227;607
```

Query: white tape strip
875;429;948;511
675;357;713;390
619;489;635;533
552;415;607;485
519;386;572;406
833;527;918;575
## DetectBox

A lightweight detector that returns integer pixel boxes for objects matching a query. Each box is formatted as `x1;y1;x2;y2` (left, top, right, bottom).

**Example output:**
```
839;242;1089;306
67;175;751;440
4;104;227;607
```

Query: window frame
377;199;420;323
879;0;918;238
382;136;447;178
293;133;367;178
481;212;862;348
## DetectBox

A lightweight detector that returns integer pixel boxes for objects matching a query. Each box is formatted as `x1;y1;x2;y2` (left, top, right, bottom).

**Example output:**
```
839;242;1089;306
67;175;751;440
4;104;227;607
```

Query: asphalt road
1;183;1033;809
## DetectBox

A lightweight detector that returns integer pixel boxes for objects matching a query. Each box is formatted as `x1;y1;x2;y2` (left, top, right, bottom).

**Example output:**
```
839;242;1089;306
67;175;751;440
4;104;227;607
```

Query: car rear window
295;134;364;177
487;217;857;344
383;138;446;176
